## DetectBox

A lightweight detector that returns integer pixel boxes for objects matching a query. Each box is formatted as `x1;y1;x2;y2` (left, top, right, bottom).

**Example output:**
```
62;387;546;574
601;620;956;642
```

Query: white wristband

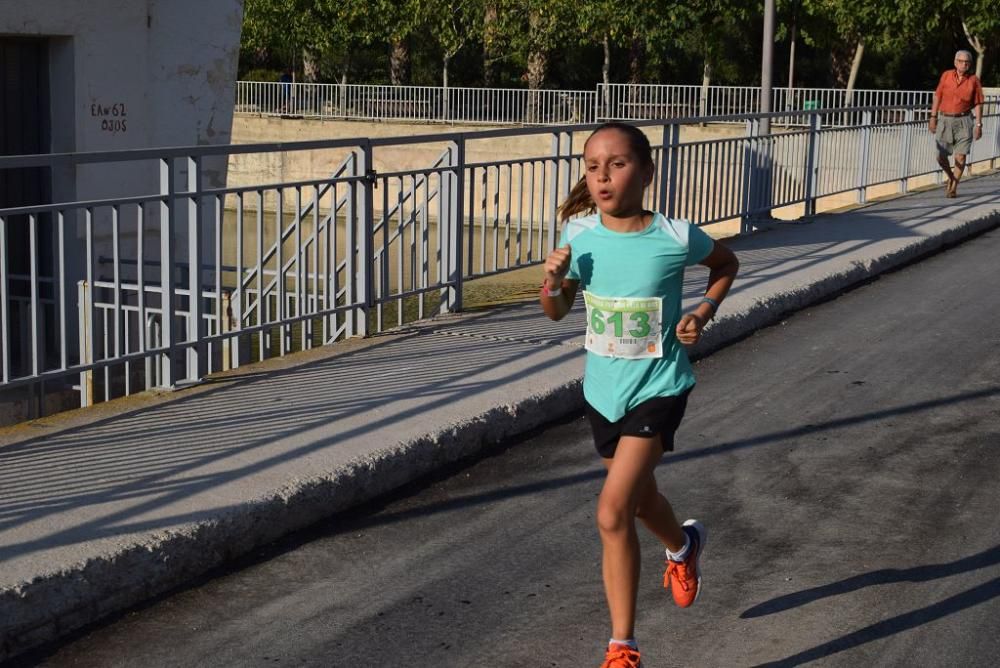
542;283;562;297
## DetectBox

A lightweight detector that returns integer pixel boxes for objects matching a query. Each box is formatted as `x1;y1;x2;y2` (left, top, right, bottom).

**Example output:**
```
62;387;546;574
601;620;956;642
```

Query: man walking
929;50;985;197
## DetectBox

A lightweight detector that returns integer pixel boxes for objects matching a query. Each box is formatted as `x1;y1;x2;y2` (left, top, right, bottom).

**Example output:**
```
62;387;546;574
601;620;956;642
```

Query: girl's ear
643;162;655;187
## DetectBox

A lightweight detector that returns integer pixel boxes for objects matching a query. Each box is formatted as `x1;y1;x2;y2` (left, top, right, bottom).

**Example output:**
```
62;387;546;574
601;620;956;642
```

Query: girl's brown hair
557;122;654;222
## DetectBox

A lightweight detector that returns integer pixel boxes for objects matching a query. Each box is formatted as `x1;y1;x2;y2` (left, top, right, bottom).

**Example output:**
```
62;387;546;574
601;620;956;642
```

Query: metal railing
236;81;598;125
2;103;999;418
236;81;967;127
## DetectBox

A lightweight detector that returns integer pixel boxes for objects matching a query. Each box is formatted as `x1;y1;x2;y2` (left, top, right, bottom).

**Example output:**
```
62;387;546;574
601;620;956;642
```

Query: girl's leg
634;470;686;553
596;435;665;640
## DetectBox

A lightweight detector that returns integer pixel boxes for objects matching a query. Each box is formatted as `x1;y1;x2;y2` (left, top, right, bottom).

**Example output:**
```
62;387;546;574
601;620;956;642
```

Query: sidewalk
3;174;1000;661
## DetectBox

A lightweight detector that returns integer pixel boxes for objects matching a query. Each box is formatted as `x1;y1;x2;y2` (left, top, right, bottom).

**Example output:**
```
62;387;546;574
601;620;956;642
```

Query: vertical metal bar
547;132;560;253
83;209;95;403
28;214;39;377
295;186;304;350
215;194;223;366
899;108;914;193
803;113;820;217
419;173;429;319
111;207;121;374
359;143;375;335
159;158;175;387
187;156;203;380
57;211;67;371
77;281;90;405
450;138;465;311
504;163;513;269
100;306;109;402
234;192;243;367
858;110;872;203
256;190;265;360
346;154;358;335
328;184;337;340
311;185;320;348
276;187;286;354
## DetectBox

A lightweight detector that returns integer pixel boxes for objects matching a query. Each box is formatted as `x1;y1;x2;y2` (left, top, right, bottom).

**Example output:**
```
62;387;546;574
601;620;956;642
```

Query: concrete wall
0;0;243;409
1;0;243;200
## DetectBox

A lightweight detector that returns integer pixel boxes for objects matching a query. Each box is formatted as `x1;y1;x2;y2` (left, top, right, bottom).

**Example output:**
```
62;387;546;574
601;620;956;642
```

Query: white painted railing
235;81;598;125
236;81;966;127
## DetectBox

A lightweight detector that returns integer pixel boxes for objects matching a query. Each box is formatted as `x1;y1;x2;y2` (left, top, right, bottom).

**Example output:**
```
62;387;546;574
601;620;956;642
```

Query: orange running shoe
664;519;706;608
601;643;642;668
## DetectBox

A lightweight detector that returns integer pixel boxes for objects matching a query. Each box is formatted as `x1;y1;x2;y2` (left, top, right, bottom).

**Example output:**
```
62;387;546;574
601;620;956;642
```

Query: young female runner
540;122;739;668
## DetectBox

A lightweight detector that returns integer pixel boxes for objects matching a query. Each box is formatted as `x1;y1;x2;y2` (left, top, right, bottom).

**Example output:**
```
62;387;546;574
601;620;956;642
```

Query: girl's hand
675;312;706;346
543;244;572;289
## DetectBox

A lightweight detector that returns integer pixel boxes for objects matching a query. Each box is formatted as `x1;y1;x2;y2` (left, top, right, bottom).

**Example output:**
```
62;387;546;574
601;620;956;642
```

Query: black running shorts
585;389;692;459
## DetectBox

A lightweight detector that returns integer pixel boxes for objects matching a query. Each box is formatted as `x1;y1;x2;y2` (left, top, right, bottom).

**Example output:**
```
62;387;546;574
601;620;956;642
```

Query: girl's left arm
676;241;739;344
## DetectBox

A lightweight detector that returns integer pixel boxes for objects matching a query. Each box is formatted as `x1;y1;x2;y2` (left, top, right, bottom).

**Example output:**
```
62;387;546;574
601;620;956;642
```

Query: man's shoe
664;519;706;608
601;643;642;668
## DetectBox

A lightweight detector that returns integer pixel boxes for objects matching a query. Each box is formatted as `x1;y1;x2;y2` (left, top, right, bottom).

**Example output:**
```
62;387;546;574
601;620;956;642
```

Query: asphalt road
16;227;1000;668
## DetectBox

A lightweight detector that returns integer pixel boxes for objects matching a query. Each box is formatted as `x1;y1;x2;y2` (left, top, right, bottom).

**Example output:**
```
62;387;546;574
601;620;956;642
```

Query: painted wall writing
90;101;128;133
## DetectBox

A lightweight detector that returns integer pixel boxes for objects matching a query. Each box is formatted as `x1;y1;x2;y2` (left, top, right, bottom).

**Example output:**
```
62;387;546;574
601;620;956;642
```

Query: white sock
609;638;639;650
666;533;691;562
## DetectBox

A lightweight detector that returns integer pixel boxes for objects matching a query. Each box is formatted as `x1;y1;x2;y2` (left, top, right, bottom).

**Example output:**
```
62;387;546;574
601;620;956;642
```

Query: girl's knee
596;495;634;535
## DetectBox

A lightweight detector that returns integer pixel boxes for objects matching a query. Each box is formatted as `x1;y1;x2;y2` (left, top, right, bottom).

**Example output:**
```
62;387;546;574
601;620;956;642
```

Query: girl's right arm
540;244;578;321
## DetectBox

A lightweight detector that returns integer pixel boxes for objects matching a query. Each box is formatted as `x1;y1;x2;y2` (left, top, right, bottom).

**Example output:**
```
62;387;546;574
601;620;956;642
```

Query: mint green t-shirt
559;213;714;422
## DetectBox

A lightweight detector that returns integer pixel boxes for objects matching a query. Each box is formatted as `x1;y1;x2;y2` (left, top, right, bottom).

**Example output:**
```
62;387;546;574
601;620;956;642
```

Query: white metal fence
236;81;597;125
236;81;957;126
3;104;1000;418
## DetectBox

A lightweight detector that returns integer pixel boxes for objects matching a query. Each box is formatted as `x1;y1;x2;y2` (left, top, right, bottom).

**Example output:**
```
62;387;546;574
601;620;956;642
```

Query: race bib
583;291;663;359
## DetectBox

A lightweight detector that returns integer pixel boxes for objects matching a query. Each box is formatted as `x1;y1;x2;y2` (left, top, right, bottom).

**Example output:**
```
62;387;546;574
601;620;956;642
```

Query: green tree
423;0;485;87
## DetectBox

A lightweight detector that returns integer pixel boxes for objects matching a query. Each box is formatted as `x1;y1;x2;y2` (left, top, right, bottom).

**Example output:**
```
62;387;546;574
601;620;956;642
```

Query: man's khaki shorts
936;114;974;157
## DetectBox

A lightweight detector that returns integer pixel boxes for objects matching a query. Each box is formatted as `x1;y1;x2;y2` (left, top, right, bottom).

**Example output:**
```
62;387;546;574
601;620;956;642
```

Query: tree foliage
239;0;1000;88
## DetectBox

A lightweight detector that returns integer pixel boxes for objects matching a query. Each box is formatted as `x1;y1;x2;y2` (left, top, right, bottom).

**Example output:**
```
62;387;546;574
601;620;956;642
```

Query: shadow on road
746;544;1000;667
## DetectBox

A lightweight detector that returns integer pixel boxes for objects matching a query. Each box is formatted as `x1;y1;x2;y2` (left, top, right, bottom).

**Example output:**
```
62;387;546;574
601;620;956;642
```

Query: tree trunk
526;49;547;90
390;38;410;86
302;49;319;83
699;58;711;119
845;38;865;107
483;2;499;87
442;54;451;120
602;33;611;88
526;50;547;123
830;43;852;88
786;21;797;110
963;21;986;79
628;35;644;84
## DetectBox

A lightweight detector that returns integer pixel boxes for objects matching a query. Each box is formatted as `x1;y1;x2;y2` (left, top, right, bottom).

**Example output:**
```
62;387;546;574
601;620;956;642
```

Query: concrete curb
3;206;1000;662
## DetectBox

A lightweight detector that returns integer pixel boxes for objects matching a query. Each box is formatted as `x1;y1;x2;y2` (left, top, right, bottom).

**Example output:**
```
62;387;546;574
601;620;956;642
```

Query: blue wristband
700;296;720;311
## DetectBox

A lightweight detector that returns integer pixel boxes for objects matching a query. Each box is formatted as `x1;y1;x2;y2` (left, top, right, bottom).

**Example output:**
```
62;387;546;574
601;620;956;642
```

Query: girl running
540;122;739;668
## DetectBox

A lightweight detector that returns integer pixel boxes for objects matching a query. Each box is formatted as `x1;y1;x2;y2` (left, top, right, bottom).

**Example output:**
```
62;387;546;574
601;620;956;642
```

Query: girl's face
583;128;653;219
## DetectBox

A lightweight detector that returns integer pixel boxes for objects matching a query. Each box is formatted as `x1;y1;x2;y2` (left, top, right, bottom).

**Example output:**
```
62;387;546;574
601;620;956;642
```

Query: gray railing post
803;112;822;217
858;110;873;203
187;156;205;381
550;130;573;248
445;137;466;313
358;141;375;336
659;123;682;218
546;132;561;252
158;158;176;388
77;280;93;406
344;151;358;337
899;108;915;194
990;103;1000;169
741;119;758;232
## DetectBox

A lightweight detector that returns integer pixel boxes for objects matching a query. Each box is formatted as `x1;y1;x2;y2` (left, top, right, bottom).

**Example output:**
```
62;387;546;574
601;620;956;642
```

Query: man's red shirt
935;69;984;114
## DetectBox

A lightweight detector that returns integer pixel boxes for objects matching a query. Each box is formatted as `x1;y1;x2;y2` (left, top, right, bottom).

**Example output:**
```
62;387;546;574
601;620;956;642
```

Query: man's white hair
955;50;974;61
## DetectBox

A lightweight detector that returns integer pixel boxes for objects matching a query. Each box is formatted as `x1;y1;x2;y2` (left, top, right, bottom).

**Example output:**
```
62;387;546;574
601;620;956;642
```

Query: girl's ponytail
557;177;594;222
